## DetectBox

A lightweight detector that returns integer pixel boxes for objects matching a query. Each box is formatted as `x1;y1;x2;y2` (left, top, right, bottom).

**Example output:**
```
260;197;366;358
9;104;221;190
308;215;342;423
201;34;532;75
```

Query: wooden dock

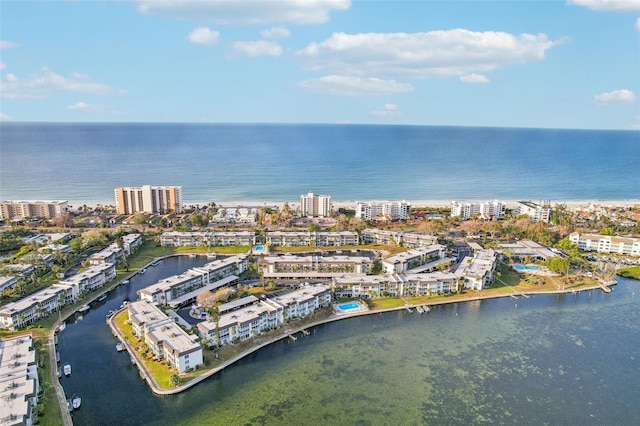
288;334;297;342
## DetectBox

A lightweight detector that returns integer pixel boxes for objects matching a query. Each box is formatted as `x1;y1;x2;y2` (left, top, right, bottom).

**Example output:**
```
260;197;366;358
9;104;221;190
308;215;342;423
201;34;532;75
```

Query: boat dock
301;329;310;336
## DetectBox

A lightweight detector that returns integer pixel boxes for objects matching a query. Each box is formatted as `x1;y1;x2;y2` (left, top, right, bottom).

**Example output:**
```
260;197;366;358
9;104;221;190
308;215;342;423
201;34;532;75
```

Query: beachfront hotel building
569;233;640;256
0;200;69;221
137;255;247;306
300;192;332;218
159;231;256;247
514;201;551;223
355;201;411;221
128;300;203;373
114;185;182;215
451;200;506;220
260;255;371;279
197;284;331;348
0;334;39;426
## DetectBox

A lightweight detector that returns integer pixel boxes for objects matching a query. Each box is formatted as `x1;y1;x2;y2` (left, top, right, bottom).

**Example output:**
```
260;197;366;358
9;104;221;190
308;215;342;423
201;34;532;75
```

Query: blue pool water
513;264;540;272
337;302;360;312
254;245;264;252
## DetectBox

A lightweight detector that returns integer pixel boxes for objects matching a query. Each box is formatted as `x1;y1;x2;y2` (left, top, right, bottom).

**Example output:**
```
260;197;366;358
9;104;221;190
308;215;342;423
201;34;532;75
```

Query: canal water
57;257;640;425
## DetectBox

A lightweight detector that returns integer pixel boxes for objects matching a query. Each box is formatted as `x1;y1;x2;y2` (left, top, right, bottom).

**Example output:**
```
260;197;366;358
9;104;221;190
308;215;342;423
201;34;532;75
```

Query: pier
288;334;297;342
301;329;310;336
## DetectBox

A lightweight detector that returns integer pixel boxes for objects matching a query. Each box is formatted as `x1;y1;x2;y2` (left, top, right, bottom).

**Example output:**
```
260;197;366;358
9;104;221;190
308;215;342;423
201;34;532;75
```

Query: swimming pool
254;245;264;252
513;264;540;272
336;302;360;312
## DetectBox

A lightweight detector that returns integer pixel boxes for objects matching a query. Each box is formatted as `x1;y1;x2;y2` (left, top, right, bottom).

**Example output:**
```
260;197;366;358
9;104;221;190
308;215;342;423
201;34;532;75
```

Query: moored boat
63;363;71;376
72;396;81;410
116;342;125;352
97;294;107;302
78;304;90;313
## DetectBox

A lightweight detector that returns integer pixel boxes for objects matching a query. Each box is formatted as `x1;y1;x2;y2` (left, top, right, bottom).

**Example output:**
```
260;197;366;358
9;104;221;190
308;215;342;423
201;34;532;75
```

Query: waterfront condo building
115;185;182;215
514;201;551;223
0;334;39;426
355;201;411;221
128;300;203;373
451;200;506;220
300;192;332;218
569;233;640;256
0;200;69;221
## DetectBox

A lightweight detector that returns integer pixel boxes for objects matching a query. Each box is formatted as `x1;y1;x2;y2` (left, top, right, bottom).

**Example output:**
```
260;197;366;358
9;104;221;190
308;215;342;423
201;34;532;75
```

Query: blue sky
1;0;638;129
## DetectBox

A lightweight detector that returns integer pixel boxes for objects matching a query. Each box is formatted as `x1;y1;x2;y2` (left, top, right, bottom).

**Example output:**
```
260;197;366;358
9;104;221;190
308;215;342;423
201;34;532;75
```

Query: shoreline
109;279;616;396
66;198;640;211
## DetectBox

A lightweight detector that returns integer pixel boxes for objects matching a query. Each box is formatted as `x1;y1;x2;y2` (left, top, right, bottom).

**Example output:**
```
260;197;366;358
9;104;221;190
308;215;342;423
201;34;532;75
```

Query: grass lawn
617;265;640;280
367;298;405;309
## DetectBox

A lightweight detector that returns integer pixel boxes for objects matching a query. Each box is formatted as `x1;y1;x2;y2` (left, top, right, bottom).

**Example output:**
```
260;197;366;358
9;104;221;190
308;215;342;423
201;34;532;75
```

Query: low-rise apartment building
360;229;438;248
197;284;331;348
332;272;460;298
160;231;256;247
454;249;498;290
265;231;358;247
382;245;446;274
261;255;371;279
128;301;203;373
569;233;640;256
0;334;39;426
138;256;247;305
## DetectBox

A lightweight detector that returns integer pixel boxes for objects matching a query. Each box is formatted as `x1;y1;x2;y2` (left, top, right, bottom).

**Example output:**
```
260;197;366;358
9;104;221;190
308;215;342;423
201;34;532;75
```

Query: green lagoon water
59;263;640;425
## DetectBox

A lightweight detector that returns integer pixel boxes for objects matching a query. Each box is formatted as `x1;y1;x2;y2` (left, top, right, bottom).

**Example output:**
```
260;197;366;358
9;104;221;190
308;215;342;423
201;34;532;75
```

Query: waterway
57;257;640;425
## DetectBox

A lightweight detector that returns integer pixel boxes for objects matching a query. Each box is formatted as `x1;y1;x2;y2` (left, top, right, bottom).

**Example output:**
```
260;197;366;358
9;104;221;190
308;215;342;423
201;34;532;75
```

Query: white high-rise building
300;192;332;218
355;201;411;221
514;201;551;223
451;200;505;220
115;185;182;215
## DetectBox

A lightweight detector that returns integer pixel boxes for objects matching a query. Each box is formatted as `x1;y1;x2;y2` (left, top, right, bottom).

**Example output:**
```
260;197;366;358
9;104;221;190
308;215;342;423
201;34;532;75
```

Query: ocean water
1;123;638;204
56;257;640;425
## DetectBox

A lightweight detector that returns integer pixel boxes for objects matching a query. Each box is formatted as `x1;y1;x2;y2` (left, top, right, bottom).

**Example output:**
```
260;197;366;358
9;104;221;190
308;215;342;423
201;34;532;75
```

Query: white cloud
67;101;123;115
0;62;6;71
459;73;490;84
232;40;282;57
635;17;640;31
568;0;640;12
0;41;19;50
1;67;127;99
261;26;291;39
371;103;400;117
297;75;414;96
594;89;636;105
0;112;13;121
136;0;350;25
297;29;563;79
187;27;220;45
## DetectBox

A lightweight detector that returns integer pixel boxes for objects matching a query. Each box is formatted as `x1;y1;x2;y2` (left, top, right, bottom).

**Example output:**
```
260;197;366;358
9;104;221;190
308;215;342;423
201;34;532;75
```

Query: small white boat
122;279;130;285
72;396;81;410
416;306;424;314
97;294;107;302
57;322;66;332
424;306;431;313
78;305;90;313
63;363;71;376
139;268;146;274
116;342;125;352
151;260;161;266
57;367;62;378
106;310;115;318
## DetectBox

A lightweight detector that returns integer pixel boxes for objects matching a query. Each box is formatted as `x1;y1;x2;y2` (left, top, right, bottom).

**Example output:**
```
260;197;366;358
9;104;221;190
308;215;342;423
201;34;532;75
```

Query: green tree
600;227;615;236
170;373;182;388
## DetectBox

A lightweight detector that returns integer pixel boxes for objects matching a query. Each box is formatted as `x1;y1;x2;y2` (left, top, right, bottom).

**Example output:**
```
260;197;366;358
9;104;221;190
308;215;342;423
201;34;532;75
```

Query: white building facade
300;192;332;218
355;201;411;221
514;201;551;223
569;233;640;256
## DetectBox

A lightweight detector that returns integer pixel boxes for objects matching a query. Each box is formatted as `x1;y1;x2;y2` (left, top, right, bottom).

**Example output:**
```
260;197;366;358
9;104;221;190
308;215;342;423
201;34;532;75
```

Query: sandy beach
76;199;640;211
